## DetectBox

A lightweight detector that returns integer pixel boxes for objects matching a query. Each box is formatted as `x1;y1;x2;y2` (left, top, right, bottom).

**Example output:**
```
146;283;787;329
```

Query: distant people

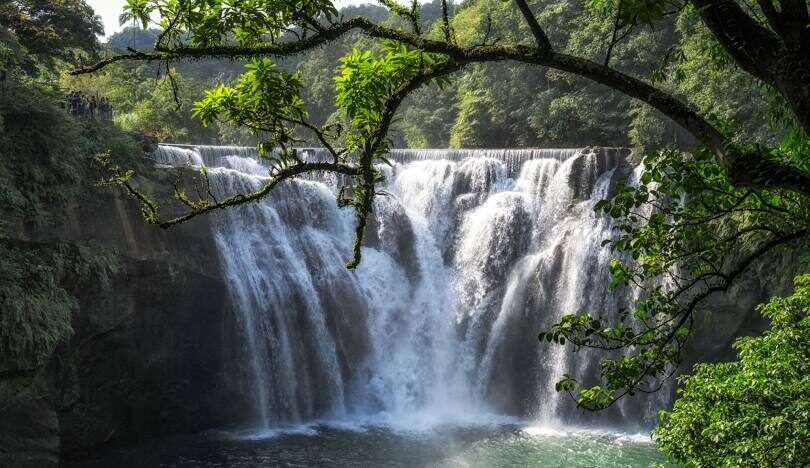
99;97;113;121
74;92;81;117
64;92;113;121
67;91;76;116
79;92;85;117
80;93;88;118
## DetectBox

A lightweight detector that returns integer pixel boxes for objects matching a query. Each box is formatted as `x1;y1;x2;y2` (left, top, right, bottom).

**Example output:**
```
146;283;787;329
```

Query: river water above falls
80;145;671;466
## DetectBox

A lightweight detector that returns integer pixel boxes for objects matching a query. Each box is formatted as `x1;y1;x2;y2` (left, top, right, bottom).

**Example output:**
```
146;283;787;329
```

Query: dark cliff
0;169;245;467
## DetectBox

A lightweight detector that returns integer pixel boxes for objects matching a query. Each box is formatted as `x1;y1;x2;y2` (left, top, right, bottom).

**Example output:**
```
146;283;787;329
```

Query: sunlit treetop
122;0;340;48
0;0;103;68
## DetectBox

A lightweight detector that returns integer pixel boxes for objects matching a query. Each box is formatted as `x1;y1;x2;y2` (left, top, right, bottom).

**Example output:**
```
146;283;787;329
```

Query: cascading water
151;144;665;434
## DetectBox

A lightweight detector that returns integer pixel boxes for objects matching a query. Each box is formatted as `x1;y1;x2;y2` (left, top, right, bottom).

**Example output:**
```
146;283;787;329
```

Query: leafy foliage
654;274;810;467
0;241;121;370
122;0;338;49
335;41;448;151
193;58;306;149
0;243;75;370
0;0;102;68
0;80;84;227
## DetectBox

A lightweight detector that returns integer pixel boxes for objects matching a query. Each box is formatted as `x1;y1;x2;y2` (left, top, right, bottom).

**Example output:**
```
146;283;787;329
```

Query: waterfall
152;144;663;432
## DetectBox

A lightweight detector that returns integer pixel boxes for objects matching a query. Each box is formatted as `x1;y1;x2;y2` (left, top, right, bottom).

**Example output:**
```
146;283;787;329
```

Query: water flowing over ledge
150;144;665;434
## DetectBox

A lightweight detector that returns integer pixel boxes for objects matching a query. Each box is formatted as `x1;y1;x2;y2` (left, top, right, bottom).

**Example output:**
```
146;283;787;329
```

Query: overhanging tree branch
346;59;465;268
689;0;782;81
108;160;362;229
72;15;810;198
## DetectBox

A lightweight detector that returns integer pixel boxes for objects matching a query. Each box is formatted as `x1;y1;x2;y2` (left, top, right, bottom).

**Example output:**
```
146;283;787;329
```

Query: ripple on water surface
70;424;669;467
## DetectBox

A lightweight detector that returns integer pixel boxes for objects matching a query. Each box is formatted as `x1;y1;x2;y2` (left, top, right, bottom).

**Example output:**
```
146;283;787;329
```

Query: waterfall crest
152;145;664;432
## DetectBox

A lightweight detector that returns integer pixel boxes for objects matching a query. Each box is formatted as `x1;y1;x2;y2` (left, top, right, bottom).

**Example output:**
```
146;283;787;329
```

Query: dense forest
67;1;778;151
2;0;809;466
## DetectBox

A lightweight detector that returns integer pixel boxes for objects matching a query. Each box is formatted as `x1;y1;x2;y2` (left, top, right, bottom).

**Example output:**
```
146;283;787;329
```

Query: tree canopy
0;0;102;68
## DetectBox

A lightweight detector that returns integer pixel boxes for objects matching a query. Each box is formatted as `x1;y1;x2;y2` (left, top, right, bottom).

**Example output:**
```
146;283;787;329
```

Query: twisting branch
291;9;327;34
346;59;465;268
106;159;362;229
161;62;182;110
160;161;361;227
155;8;183;49
72;48;167;75
410;0;421;36
288;118;347;162
376;0;421;34
755;0;782;28
371;60;465;153
688;0;810;134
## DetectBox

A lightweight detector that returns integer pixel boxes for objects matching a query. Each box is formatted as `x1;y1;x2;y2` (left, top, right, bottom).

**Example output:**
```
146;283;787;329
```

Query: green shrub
654;274;810;467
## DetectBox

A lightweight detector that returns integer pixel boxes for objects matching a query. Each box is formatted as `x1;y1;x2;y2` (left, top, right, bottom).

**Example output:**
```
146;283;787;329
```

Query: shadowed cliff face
0;170;241;467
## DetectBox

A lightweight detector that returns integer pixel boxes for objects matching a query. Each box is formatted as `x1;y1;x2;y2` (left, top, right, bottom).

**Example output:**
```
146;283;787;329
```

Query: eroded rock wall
0;173;242;466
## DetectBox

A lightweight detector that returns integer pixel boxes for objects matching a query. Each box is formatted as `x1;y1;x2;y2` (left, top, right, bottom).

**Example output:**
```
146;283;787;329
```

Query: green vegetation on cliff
0;2;136;370
655;273;810;466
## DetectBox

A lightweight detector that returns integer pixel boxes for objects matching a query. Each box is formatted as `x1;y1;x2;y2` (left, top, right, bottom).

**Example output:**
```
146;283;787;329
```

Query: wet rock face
0;176;237;466
58;258;239;457
568;147;629;200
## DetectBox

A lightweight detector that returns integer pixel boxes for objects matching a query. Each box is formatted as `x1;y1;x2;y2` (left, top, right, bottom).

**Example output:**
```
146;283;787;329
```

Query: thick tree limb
440;0;453;43
347;59;465;268
759;0;810;46
71;48;166;74
690;0;810;134
690;0;782;82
